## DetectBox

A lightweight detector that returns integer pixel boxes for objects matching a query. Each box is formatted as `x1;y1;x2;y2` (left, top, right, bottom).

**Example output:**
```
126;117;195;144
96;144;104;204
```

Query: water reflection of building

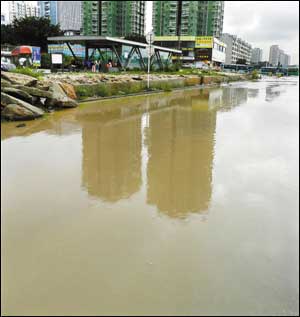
81;117;142;202
77;86;249;209
146;105;217;219
247;88;260;99
79;93;188;202
218;87;248;112
265;84;282;102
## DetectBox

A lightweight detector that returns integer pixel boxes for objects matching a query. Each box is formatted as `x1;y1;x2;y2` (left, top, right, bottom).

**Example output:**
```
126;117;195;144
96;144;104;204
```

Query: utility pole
146;30;154;90
175;0;183;67
176;0;182;52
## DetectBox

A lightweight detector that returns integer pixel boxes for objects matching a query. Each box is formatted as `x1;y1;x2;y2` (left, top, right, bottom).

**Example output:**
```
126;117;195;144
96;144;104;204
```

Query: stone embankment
1;71;249;121
42;72;248;101
1;72;78;121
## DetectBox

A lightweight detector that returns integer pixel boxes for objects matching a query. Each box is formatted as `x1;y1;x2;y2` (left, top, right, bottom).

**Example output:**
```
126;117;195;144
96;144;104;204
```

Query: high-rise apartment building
221;33;252;64
8;1;40;23
152;1;224;38
269;45;280;66
281;52;291;66
278;49;285;66
57;1;81;31
81;1;145;37
198;1;224;38
1;13;8;25
250;47;263;64
38;1;57;25
38;1;81;31
269;45;291;66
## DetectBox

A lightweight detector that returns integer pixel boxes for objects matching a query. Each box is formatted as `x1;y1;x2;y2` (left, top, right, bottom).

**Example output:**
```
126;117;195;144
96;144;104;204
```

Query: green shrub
161;83;172;91
11;67;42;79
250;69;260;80
75;85;97;99
97;85;110;97
63;55;74;67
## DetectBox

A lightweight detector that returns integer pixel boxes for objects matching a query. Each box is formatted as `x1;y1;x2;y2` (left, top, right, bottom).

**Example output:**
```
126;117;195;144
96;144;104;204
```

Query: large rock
32;96;45;108
36;83;50;91
14;85;52;98
1;92;44;116
2;87;33;104
59;82;77;100
1;72;38;87
2;104;43;121
45;83;77;108
1;79;11;88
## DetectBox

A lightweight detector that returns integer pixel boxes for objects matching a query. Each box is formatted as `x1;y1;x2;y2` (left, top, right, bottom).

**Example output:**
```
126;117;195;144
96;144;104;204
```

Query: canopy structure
47;36;182;71
11;46;33;56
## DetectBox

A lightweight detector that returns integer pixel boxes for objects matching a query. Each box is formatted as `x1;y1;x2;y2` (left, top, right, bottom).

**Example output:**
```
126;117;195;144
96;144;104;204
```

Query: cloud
224;1;299;63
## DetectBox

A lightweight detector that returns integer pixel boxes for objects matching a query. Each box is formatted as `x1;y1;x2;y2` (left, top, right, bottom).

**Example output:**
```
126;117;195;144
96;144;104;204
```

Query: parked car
195;62;210;70
1;61;16;71
1;51;16;71
182;63;195;69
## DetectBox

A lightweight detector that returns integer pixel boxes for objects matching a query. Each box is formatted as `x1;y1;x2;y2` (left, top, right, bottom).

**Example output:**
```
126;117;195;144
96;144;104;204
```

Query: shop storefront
154;36;226;67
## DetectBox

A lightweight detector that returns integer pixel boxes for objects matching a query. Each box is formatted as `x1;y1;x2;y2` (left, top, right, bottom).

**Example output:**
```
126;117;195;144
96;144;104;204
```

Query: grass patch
75;85;96;99
11;67;42;79
159;82;172;92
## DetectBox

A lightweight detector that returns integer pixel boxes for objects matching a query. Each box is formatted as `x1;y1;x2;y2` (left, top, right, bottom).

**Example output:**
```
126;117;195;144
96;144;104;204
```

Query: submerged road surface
1;78;299;316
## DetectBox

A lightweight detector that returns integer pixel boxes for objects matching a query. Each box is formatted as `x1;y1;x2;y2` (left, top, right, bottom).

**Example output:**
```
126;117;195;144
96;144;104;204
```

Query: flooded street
1;79;299;316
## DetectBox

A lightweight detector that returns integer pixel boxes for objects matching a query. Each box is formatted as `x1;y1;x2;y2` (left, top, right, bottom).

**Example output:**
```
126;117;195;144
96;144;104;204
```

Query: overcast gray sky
222;1;299;63
146;1;299;64
2;1;299;64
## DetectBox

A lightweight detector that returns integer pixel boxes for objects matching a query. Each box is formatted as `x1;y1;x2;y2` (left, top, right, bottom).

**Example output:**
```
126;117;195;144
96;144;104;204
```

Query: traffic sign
146;31;154;44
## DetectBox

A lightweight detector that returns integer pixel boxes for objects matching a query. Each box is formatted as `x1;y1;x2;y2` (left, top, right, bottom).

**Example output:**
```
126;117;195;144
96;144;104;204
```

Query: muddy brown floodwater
1;78;299;316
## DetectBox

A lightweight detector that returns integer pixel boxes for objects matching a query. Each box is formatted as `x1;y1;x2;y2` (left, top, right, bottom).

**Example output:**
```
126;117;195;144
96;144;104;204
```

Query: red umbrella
11;46;32;56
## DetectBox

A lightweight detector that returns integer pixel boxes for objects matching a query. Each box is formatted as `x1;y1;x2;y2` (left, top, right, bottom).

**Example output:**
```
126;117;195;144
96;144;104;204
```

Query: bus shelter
47;36;182;71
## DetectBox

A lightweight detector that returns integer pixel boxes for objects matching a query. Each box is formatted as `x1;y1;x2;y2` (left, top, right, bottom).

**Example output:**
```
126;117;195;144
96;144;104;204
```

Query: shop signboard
155;36;196;42
32;46;41;67
195;48;212;62
48;43;86;58
195;36;213;48
51;53;63;64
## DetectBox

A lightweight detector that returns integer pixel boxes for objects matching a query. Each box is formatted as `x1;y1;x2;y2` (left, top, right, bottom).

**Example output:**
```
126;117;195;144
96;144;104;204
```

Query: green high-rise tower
198;1;224;38
152;1;224;38
81;1;145;37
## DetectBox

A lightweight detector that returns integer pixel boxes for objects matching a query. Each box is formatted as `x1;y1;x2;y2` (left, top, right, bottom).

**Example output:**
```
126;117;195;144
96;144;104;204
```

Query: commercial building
38;1;81;32
250;47;263;64
8;1;40;23
220;33;252;65
81;1;145;37
153;1;224;38
154;36;226;66
269;45;291;66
